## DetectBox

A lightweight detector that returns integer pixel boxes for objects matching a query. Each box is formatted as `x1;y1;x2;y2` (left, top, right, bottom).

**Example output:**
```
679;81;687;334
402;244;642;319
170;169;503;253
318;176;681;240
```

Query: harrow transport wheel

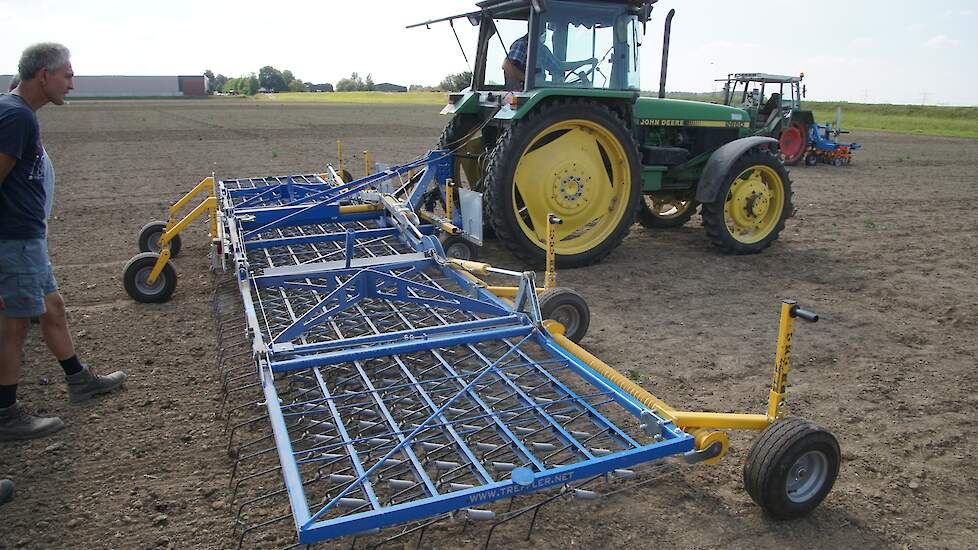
340;169;354;183
485;100;642;267
701;149;793;254
440;235;479;261
638;196;698;229
137;221;181;258
779;123;808;166
538;287;590;343
743;417;840;519
805;152;818;167
123;252;177;303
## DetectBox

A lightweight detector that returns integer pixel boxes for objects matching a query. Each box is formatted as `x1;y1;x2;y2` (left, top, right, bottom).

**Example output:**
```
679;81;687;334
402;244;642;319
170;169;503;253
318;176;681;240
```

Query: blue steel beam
269;324;534;373
298;436;692;543
270;268;513;345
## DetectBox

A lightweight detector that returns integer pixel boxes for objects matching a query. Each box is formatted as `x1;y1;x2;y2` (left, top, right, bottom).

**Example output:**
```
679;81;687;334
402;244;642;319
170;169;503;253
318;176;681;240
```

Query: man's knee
42;292;66;317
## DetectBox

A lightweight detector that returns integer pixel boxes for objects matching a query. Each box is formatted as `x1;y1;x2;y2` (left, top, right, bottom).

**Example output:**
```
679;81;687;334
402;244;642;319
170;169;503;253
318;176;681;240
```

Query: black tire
701;148;793;255
743;417;840;520
484;99;642;268
538;287;590;343
137;221;181;258
438;114;483;188
638;197;698;229
340;169;354;183
440;235;479;261
804;153;818;167
123;252;177;303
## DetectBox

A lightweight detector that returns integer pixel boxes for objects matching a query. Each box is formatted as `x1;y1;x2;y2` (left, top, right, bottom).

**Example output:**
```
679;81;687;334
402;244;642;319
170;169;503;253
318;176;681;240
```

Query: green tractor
718;72;815;166
413;0;793;267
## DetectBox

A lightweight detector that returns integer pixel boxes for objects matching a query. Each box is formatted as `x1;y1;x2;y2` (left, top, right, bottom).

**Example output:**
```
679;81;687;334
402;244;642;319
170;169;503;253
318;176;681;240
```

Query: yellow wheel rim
512;119;632;255
647;197;693;219
723;164;784;244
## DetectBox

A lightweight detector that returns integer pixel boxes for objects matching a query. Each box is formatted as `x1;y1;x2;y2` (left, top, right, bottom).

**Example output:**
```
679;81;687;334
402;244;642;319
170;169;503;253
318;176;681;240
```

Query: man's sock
59;355;84;377
0;384;16;409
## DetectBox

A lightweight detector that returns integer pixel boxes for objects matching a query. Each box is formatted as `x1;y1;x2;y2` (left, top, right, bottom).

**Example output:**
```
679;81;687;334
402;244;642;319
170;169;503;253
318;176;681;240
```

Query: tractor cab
717;72;815;165
475;0;643;92
412;0;651;96
719;73;806;131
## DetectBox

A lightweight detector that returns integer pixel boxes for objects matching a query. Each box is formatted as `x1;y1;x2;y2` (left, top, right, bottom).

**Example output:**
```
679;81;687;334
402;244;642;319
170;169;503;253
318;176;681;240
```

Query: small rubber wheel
538;287;590;343
123;252;178;303
340;169;354;183
832;157;844;167
743;417;840;519
804;153;818;167
137;221;181;258
440;235;479;261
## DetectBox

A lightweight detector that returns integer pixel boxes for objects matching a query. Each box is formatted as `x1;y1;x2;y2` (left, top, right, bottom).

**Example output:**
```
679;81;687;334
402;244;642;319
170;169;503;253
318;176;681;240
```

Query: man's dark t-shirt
0;93;46;239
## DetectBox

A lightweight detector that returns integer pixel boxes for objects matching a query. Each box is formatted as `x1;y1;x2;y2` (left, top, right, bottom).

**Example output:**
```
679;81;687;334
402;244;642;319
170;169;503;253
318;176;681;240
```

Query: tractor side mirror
640;1;656;22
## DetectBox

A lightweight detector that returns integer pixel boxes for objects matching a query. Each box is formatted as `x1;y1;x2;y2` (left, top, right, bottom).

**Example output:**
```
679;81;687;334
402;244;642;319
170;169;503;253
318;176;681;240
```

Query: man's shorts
0;239;59;318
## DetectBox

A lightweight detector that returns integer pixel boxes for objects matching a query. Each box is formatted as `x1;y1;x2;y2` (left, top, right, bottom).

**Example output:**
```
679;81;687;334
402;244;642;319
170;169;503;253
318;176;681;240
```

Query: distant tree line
205;67;315;95
335;72;375;92
203;68;473;95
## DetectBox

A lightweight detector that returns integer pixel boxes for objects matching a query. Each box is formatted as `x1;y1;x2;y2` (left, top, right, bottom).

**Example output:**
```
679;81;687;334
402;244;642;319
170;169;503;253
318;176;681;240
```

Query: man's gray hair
18;43;71;81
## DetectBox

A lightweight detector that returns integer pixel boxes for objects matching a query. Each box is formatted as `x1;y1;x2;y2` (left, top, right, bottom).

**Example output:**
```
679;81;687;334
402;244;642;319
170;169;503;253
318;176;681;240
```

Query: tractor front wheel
638;196;698;229
701;149;793;254
484;100;642;267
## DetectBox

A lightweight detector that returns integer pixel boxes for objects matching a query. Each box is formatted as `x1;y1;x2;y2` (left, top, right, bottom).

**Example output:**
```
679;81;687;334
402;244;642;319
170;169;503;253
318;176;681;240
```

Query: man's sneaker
66;366;127;404
0;402;65;441
0;479;13;506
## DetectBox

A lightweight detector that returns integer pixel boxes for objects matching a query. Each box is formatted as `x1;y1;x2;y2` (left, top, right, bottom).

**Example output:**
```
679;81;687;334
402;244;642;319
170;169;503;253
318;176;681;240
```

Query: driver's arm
502;58;525;89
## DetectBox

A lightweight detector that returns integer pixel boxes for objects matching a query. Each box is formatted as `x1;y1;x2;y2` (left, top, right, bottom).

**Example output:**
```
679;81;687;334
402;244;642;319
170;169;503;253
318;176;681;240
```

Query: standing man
0;43;127;447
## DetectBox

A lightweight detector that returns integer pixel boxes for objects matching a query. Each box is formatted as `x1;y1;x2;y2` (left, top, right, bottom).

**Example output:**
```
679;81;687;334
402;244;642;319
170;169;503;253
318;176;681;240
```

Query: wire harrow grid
212;156;694;545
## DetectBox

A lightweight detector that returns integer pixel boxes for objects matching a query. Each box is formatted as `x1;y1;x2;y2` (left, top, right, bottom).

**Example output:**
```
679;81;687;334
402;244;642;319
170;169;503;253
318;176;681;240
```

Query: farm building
0;74;206;97
374;82;407;92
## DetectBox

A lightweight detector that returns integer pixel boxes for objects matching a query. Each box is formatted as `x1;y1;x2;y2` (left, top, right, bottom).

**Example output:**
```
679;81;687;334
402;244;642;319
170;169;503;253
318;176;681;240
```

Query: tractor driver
502;30;597;90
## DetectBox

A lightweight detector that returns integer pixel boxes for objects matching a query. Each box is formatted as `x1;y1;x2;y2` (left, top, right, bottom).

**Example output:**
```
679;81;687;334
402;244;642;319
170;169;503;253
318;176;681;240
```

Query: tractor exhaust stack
659;9;675;99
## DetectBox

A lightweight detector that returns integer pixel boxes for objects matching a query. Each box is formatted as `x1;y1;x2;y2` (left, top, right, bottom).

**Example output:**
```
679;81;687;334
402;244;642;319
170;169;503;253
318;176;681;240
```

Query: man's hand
0;153;16;187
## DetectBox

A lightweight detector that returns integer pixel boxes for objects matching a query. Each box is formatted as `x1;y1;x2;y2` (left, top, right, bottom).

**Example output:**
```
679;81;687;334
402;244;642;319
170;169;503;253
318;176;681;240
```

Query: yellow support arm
161;196;217;245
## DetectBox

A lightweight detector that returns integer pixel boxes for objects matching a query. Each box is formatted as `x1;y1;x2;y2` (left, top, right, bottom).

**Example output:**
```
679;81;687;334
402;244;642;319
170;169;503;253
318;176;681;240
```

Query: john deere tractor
718;73;815;166
413;0;793;267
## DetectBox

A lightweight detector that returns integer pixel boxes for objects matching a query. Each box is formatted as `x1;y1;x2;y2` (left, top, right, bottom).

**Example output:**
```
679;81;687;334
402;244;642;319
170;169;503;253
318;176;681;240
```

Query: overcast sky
1;0;975;105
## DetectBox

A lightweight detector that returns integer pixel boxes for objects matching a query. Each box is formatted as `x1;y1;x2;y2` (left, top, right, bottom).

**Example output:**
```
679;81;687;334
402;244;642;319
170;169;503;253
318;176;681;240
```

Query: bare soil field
1;100;976;549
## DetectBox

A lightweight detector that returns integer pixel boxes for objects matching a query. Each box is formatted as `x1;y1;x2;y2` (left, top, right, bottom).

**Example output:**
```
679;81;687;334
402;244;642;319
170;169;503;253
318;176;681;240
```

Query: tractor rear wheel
638;196;698;229
779;122;808;166
484;100;642;267
438;114;485;192
701;149;793;254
